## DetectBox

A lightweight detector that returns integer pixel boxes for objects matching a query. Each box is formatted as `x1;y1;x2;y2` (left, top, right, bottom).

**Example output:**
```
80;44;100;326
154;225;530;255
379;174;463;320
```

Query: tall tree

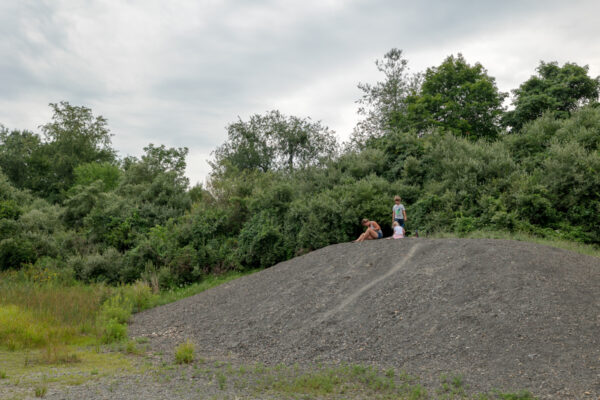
1;102;118;202
353;48;421;144
211;111;338;175
405;54;507;140
0;126;44;190
504;61;600;131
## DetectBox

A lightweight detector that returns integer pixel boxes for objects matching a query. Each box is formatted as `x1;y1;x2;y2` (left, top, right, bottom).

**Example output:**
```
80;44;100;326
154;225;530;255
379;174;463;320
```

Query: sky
1;0;599;185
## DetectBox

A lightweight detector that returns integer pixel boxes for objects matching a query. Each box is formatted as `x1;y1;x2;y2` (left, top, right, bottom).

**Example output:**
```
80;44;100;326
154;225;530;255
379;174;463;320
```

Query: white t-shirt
393;225;404;238
393;204;405;219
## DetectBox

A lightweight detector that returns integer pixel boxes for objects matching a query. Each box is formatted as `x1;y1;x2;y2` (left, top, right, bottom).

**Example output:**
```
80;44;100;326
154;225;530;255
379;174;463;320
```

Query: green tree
73;162;122;191
211;111;338;174
504;61;600;131
40;102;116;201
353;48;421;144
405;54;507;140
0;126;45;190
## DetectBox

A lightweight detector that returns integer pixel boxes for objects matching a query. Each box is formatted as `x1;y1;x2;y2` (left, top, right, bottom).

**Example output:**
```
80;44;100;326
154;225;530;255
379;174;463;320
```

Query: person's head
392;221;399;227
361;218;369;226
394;195;401;203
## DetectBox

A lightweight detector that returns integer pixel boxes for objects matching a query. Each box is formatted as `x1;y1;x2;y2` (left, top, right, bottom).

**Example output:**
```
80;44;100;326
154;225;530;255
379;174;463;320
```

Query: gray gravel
128;238;600;398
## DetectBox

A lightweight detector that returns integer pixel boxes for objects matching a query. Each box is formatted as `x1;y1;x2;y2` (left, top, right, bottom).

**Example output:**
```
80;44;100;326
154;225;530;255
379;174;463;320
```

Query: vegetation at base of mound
0;347;136;399
0;50;598;289
0;349;538;399
0;269;253;351
148;359;538;399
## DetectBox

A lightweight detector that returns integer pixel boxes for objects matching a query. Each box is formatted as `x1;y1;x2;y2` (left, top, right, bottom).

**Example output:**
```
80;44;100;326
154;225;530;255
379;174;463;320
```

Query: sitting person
354;218;383;242
389;221;404;239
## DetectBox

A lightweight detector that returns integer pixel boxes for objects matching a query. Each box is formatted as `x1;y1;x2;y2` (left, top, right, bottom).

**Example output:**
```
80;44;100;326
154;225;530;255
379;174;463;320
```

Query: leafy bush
174;340;195;364
98;293;132;324
100;318;127;344
74;248;123;283
0;238;35;271
238;212;287;269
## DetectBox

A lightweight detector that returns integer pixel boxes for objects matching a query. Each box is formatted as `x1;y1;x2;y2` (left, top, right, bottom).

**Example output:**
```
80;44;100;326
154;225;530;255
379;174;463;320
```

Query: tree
504;61;600;131
0;126;44;190
353;48;421;144
211;111;338;175
405;54;507;140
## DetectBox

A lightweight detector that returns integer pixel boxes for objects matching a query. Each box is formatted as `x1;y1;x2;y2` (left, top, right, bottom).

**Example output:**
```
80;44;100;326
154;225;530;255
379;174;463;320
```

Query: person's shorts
377;230;383;239
394;218;405;228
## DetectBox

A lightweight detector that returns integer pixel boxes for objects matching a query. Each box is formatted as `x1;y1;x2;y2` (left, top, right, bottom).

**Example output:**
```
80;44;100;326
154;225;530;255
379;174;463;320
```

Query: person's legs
394;218;405;228
354;232;366;242
364;228;378;240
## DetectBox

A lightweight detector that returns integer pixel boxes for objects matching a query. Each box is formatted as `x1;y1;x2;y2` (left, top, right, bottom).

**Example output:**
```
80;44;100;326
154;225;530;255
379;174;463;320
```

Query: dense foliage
1;51;599;285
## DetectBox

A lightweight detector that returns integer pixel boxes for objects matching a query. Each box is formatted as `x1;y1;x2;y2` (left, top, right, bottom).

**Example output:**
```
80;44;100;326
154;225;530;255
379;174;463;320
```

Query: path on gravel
130;238;600;398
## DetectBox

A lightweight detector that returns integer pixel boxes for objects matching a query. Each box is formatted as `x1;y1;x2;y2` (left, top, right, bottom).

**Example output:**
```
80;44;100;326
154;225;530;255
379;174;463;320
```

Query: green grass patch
174;340;195;364
0;268;256;352
0;347;135;394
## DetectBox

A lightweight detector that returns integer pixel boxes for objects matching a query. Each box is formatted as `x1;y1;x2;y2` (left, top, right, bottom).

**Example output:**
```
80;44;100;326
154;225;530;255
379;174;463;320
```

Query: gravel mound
130;238;600;397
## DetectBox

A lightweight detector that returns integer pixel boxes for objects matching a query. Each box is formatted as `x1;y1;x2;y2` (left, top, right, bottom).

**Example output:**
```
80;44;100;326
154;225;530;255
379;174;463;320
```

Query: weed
100;319;127;344
0;370;6;379
216;372;227;390
98;293;132;324
134;336;149;344
174;340;195;364
124;340;141;355
495;390;536;400
34;385;47;397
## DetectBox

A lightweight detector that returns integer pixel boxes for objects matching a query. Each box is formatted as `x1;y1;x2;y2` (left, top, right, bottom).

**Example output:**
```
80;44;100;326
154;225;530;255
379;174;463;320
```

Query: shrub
77;248;123;283
0;237;35;271
98;293;132;324
120;281;154;312
0;199;21;220
100;318;127;344
237;212;287;269
174;340;195;364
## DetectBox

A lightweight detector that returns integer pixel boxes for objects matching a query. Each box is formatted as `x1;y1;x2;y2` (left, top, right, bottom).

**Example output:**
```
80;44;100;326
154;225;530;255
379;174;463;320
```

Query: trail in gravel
130;238;600;398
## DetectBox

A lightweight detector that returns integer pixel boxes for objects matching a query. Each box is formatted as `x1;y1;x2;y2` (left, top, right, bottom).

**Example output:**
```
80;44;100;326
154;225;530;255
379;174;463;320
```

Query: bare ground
127;238;600;398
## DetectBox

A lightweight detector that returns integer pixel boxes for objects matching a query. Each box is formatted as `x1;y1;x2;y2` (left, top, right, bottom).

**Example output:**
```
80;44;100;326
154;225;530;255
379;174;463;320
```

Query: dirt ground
128;238;600;398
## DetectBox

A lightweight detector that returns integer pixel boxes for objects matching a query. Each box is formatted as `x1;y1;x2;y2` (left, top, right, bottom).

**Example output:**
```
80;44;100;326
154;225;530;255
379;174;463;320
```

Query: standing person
354;219;383;242
392;196;407;229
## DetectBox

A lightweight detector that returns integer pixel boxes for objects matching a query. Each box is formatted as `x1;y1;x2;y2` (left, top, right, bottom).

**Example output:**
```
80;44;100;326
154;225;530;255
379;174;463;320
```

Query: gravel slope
130;238;600;398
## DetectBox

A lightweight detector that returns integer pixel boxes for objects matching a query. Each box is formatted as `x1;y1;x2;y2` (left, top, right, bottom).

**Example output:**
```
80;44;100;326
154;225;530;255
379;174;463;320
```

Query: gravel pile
130;238;600;398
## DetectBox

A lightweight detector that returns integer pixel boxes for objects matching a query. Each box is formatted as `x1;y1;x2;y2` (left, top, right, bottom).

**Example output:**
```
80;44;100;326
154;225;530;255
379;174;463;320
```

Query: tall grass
0;267;256;350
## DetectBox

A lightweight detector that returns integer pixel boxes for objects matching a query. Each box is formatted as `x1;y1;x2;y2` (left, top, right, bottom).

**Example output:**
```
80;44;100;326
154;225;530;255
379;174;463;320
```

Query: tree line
1;50;599;286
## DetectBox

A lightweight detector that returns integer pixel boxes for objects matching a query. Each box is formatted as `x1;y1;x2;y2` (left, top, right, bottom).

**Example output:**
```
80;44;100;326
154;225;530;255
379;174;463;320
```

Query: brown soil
130;238;600;398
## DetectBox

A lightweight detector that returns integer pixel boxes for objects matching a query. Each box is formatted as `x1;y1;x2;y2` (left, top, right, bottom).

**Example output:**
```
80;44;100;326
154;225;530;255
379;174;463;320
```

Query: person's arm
403;207;407;221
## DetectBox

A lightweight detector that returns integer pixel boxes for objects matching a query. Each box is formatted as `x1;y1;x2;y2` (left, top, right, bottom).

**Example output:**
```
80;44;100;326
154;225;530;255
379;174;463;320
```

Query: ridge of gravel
130;238;600;398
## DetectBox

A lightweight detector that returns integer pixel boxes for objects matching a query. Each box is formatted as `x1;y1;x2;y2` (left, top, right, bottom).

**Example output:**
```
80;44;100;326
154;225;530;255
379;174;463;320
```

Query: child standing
392;195;407;228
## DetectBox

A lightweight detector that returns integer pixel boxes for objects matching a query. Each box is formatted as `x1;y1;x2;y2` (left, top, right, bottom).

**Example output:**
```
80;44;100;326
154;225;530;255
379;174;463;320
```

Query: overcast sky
1;0;599;185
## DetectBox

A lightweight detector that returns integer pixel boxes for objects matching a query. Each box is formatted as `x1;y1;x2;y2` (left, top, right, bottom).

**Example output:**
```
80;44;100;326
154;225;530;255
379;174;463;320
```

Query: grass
0;347;135;398
146;360;536;399
0;268;257;351
34;385;47;397
0;268;257;398
429;229;600;258
174;340;195;364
